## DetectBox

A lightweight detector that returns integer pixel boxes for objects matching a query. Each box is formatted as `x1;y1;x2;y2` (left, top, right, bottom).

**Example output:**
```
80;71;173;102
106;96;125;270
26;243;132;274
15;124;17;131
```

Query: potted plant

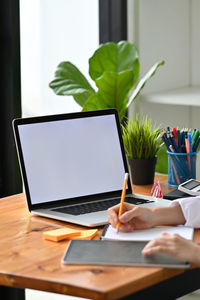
49;41;164;122
122;115;162;185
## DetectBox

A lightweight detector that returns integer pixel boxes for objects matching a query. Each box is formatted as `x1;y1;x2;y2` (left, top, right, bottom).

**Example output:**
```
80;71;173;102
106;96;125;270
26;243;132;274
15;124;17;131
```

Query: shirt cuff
170;197;200;228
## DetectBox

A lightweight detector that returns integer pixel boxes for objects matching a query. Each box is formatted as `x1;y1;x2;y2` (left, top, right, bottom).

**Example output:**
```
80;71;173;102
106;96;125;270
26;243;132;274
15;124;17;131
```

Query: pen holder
167;151;197;187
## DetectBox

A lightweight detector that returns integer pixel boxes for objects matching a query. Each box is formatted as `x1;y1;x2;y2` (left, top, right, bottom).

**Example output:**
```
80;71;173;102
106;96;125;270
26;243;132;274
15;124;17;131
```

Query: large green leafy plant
49;41;164;121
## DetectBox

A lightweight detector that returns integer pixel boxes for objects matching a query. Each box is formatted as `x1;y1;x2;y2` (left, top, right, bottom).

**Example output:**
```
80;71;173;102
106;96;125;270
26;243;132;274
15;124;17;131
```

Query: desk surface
0;175;199;300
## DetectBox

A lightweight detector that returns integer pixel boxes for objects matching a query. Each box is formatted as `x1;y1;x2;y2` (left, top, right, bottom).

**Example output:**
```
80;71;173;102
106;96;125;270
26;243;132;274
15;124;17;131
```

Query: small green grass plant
122;115;162;160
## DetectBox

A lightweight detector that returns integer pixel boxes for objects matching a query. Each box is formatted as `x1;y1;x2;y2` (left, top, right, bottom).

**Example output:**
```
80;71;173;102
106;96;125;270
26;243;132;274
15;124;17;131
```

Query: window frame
99;0;127;43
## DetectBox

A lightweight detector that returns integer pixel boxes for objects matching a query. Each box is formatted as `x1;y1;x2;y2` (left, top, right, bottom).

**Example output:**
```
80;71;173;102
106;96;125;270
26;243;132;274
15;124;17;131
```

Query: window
20;0;99;117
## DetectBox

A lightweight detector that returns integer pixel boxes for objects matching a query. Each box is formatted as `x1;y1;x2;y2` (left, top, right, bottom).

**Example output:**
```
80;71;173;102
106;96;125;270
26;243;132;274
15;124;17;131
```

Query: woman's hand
142;232;200;266
107;202;155;232
108;202;185;232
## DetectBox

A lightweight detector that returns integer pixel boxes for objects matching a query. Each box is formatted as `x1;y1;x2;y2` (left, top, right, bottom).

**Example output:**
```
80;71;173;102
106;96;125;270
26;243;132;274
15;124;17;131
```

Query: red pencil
173;128;177;144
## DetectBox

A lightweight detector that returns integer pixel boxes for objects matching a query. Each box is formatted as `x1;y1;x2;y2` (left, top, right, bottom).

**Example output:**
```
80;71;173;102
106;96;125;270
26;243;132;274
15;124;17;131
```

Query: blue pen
187;132;192;153
170;131;179;153
161;132;171;151
167;132;174;150
180;130;185;147
177;129;181;151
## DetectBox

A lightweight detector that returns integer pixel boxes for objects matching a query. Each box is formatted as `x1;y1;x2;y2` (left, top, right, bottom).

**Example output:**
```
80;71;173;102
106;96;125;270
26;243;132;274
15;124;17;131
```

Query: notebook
13;109;171;227
101;224;194;241
62;240;190;268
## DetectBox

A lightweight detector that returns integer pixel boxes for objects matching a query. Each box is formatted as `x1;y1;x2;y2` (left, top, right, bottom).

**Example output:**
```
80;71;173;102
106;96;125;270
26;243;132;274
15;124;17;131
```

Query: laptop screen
14;110;130;207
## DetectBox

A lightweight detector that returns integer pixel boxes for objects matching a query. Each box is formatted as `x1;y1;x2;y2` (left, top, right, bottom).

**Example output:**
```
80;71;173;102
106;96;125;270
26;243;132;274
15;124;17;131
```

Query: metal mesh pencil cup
167;151;197;187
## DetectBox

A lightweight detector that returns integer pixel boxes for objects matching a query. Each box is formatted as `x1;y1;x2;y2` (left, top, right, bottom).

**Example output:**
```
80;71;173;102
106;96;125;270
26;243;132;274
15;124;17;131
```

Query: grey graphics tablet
62;240;190;269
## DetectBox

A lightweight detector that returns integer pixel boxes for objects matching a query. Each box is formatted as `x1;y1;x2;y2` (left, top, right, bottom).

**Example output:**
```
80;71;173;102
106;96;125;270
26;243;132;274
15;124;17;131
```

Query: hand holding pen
116;173;129;232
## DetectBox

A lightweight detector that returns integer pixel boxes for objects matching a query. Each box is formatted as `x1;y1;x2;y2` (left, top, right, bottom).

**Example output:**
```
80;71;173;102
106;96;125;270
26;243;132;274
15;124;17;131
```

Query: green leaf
127;60;165;108
95;70;138;121
89;41;140;81
73;93;94;107
49;62;95;107
82;93;108;111
87;41;140;119
49;41;165;119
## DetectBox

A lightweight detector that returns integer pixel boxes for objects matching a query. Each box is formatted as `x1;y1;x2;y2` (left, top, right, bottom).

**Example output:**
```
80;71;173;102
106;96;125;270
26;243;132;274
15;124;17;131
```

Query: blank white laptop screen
17;114;126;205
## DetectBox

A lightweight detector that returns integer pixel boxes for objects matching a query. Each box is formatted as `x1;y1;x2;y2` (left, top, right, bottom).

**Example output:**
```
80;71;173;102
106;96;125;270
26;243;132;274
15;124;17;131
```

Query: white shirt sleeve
170;197;200;228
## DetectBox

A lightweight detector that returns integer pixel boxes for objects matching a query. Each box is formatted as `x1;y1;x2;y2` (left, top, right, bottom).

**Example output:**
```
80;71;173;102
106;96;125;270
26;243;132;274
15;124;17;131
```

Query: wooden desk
1;175;200;300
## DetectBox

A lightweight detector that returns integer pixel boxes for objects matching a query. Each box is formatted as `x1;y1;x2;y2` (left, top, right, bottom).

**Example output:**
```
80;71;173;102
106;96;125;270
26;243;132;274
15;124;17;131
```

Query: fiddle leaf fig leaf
49;62;95;106
73;92;95;107
82;93;107;112
127;60;165;108
82;68;139;121
89;41;140;81
49;41;165;120
95;69;138;121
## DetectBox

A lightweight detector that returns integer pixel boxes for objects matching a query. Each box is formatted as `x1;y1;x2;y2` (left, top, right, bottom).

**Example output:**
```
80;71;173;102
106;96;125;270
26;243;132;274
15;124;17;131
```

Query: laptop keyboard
52;197;154;216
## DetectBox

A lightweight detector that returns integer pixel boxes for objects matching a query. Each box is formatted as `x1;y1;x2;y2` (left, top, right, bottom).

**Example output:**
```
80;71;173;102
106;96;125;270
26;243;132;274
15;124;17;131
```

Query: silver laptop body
13;109;170;227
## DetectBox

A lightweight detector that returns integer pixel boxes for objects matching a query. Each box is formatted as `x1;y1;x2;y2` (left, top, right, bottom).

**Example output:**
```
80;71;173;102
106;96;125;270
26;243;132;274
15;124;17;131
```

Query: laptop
13;109;170;227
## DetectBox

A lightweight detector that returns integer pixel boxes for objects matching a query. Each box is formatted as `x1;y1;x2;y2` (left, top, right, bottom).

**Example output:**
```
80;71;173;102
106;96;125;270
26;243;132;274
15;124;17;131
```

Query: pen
192;129;199;149
193;137;200;152
169;145;182;184
173;128;177;144
177;129;181;151
168;154;181;185
185;133;191;170
180;129;185;148
169;131;179;152
161;131;171;151
191;128;196;139
185;133;189;153
187;132;192;153
116;173;129;233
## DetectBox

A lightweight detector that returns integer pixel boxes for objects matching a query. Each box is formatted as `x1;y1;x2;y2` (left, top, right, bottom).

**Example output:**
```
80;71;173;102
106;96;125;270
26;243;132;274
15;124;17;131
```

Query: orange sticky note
70;229;98;240
43;227;81;242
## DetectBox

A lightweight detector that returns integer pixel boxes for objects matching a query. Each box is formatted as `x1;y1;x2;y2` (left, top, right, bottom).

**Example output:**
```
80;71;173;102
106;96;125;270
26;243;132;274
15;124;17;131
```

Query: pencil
173;128;177;144
169;145;181;185
116;173;129;233
185;133;191;170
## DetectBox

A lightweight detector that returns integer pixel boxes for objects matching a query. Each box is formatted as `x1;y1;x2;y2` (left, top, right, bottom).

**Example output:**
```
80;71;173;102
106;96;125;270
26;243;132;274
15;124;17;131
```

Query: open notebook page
101;224;194;241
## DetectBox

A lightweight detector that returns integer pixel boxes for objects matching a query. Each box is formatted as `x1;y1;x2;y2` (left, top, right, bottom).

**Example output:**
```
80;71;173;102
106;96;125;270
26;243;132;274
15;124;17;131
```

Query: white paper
102;225;194;241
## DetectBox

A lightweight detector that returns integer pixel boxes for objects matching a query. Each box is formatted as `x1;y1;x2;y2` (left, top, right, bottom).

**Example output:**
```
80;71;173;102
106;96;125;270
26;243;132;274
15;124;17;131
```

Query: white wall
134;0;191;92
191;0;200;86
128;0;200;176
128;0;200;94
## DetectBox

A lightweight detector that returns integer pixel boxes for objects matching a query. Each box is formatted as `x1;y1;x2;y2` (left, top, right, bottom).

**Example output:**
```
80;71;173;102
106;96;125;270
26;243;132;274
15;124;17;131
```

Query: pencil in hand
116;173;129;233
